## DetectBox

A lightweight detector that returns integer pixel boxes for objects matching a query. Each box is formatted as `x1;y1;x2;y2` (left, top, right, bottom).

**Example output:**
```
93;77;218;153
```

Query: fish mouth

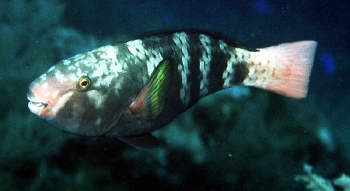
27;90;48;116
28;100;48;107
28;99;48;116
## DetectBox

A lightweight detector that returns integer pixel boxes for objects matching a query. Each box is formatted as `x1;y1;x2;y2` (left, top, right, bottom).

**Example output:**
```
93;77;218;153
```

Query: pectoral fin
128;59;173;121
118;133;159;149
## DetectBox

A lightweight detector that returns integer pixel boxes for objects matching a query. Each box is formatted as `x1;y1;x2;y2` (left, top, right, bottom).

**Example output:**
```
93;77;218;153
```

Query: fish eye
76;76;91;91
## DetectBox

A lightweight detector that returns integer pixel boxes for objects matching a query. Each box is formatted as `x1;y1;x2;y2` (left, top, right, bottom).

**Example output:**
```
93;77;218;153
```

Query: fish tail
246;41;317;98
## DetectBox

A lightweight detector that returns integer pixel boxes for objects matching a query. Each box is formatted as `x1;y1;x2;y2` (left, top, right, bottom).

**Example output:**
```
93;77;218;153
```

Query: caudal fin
256;41;317;98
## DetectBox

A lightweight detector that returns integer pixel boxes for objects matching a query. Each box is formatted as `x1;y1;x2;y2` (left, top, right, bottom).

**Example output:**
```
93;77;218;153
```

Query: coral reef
296;164;350;191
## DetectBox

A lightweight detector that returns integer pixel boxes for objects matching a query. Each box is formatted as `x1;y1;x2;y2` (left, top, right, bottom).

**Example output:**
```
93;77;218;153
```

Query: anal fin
118;133;159;149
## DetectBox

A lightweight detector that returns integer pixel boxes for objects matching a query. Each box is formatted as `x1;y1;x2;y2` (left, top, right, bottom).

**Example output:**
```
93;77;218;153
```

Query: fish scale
27;30;317;149
126;31;248;107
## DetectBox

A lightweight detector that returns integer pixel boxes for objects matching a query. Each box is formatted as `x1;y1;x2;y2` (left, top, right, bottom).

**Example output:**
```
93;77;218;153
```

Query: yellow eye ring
76;76;91;91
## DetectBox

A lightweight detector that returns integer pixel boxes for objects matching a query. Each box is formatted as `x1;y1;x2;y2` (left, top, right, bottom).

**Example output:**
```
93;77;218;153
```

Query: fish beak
27;90;48;117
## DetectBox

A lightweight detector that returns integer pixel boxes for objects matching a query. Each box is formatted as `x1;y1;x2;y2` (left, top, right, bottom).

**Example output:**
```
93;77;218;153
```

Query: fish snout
27;88;48;117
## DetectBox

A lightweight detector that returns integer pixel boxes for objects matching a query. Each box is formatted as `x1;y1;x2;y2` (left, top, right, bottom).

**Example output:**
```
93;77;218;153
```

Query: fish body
27;30;317;149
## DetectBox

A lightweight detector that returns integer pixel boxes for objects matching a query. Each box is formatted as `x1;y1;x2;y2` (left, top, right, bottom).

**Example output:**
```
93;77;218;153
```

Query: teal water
0;0;349;190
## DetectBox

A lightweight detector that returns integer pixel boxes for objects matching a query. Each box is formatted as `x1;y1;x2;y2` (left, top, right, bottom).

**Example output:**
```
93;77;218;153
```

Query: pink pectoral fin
119;133;159;149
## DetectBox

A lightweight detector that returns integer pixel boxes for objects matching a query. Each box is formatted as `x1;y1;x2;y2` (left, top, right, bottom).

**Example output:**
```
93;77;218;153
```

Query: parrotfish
27;30;317;149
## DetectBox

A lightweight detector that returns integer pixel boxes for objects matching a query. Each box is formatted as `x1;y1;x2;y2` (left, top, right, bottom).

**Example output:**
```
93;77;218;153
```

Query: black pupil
81;80;88;87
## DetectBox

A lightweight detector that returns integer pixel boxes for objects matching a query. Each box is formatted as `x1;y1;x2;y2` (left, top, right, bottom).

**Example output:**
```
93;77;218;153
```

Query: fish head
27;46;138;136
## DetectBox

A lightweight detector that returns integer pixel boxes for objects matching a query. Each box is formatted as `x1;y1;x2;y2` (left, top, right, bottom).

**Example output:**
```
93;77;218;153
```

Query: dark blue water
0;0;349;190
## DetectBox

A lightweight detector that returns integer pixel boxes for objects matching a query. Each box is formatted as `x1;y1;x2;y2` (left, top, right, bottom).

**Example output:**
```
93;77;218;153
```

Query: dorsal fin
121;30;257;51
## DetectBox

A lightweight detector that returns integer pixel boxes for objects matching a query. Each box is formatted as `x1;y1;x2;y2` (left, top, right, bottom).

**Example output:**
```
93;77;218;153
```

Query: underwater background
0;0;349;190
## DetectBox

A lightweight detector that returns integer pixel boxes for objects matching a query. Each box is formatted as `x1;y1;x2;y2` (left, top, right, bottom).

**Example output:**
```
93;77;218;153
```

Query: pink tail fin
258;41;317;98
